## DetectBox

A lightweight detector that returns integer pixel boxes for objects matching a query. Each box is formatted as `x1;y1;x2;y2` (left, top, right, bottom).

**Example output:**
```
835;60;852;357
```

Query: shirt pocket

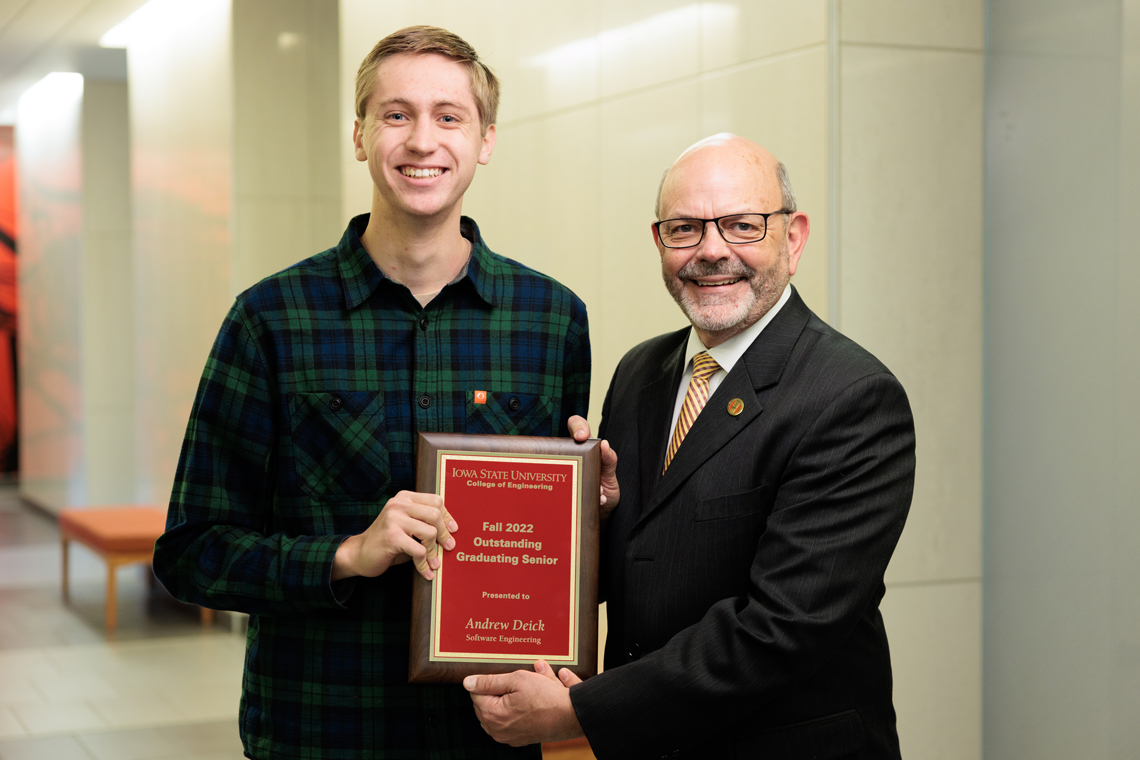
287;390;391;503
464;391;554;437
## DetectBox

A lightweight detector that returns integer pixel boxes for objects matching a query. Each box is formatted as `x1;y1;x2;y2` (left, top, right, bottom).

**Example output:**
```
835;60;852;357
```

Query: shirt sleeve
557;295;592;433
153;302;352;615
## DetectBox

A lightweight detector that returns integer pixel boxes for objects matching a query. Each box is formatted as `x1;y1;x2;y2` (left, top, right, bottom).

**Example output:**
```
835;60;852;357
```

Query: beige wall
128;0;234;506
127;0;340;505
340;2;983;756
232;0;342;294
16;74;135;512
16;73;86;510
837;3;984;759
81;79;135;505
985;1;1140;756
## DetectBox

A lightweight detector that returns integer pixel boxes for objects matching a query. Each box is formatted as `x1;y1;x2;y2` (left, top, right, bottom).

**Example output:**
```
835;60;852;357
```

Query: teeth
401;167;443;178
696;279;742;287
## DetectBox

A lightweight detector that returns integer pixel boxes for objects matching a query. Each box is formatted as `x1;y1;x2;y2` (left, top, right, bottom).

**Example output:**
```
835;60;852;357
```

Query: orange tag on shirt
474;390;487;404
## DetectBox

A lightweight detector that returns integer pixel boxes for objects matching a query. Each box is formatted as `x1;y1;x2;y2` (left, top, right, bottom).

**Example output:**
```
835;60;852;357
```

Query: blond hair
354;25;499;133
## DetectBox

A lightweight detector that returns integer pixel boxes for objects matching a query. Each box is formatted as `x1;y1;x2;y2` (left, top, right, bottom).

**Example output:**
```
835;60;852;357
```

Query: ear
650;221;664;252
478;124;497;165
785;212;809;276
352;119;368;162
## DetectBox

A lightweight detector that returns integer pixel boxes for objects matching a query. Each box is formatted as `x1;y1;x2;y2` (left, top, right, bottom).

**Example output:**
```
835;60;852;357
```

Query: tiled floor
0;487;247;760
0;487;595;760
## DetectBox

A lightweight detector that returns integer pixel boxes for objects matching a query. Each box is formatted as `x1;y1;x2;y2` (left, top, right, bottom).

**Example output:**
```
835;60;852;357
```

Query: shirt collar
337;214;498;310
681;283;793;375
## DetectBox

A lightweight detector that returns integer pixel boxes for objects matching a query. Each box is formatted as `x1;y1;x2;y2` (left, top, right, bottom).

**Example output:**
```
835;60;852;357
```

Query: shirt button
419;317;429;331
418;395;431;409
329;395;343;411
508;397;521;412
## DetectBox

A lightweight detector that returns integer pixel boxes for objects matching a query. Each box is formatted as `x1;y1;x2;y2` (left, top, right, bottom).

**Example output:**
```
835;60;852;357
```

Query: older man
466;134;915;760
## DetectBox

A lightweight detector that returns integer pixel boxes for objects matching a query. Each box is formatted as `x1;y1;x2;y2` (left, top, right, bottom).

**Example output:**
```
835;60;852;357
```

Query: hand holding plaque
409;432;601;684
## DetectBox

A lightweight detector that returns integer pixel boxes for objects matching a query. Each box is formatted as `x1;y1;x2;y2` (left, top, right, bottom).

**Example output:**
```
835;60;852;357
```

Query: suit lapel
635;289;814;527
636;338;687;509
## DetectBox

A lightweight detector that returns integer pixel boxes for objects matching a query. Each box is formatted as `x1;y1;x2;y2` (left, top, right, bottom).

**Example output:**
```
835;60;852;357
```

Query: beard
663;240;790;336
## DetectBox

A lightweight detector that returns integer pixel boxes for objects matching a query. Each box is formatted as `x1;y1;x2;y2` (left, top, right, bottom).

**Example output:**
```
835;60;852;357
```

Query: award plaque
409;432;601;684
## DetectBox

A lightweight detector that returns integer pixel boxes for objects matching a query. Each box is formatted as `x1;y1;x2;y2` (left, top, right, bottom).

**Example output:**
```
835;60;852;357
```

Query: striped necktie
663;351;721;473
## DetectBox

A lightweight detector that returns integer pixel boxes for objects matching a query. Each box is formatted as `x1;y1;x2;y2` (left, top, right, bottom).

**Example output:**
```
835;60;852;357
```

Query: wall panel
81;79;134;505
985;0;1140;756
128;0;233;504
128;0;340;505
16;74;85;509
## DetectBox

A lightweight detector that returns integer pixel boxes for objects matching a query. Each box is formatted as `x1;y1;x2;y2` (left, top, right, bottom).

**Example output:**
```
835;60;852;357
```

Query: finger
441;504;459;537
468;695;497;733
403;490;443;505
567;415;592;441
413;552;435;581
391;534;433;580
388;492;458;535
601;440;618;474
558;668;583;687
391;519;444;567
401;504;456;550
533;659;561;682
464;673;514;695
408;489;456;533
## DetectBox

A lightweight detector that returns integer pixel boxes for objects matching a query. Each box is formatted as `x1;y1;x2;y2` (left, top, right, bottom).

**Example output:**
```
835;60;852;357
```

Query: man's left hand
464;660;585;746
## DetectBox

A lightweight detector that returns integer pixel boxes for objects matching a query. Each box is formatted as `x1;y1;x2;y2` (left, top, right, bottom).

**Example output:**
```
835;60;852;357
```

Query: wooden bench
59;505;214;631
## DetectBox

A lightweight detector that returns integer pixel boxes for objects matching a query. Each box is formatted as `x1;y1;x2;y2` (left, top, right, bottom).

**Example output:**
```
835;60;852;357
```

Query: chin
673;276;787;336
672;286;751;330
684;303;755;333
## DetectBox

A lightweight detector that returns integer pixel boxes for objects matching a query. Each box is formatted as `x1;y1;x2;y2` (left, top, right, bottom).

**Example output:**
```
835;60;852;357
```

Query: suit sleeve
570;371;916;759
152;303;352;615
593;361;623;606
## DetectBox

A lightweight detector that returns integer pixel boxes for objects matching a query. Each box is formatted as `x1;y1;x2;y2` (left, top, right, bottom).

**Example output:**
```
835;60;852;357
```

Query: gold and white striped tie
663;351;721;473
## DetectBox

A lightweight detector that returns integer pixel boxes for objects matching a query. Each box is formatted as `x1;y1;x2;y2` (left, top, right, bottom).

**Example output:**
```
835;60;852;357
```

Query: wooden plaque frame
409;432;600;684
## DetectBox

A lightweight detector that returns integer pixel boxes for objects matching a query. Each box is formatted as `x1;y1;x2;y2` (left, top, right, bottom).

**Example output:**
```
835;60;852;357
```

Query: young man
154;26;590;759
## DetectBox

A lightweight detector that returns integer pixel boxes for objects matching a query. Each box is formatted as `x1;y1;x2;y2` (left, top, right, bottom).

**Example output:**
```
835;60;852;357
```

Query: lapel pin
727;398;744;416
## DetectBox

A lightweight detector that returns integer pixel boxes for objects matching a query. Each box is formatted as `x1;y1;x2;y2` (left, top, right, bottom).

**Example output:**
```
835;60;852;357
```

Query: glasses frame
653;210;794;249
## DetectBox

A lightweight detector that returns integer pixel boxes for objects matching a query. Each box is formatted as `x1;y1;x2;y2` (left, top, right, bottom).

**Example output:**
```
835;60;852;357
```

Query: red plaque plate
409;432;600;683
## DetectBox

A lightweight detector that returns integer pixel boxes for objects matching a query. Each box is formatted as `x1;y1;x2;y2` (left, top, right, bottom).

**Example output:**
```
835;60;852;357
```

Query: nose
695;220;731;259
406;117;437;155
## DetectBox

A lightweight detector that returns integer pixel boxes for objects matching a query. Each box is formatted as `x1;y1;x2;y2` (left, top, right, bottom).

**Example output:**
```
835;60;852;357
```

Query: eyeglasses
654;211;792;249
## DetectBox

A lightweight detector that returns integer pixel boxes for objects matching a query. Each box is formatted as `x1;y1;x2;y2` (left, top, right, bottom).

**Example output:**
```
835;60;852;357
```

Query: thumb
534;659;561;682
463;673;514;696
558;668;583;687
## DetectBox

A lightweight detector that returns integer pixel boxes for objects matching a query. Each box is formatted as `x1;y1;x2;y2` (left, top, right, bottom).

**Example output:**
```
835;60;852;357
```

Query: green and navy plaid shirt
154;215;590;759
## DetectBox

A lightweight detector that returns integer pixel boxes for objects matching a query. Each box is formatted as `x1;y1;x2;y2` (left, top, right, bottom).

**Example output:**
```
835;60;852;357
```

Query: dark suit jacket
569;288;916;760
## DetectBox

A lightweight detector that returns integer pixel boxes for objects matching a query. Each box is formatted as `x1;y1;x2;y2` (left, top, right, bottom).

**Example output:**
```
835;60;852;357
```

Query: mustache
674;259;756;280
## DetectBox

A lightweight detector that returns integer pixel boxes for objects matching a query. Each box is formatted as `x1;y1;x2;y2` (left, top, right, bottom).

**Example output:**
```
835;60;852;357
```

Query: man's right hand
567;416;620;521
332;491;457;581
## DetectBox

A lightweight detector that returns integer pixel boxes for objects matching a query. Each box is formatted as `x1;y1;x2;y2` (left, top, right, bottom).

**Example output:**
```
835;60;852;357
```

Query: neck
360;192;471;296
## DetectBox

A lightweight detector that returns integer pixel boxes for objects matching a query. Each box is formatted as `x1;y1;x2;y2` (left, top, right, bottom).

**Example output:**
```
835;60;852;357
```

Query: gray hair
775;161;797;213
654;160;798;219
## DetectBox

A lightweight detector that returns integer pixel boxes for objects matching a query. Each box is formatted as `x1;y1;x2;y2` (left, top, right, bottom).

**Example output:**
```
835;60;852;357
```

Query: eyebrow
374;97;473;114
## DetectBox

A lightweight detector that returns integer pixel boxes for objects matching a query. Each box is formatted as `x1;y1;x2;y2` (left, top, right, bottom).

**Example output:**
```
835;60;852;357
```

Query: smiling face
353;52;496;225
654;138;808;347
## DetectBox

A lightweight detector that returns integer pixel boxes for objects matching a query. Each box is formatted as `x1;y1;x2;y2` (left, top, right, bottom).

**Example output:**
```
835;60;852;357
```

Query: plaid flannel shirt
154;215;591;759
